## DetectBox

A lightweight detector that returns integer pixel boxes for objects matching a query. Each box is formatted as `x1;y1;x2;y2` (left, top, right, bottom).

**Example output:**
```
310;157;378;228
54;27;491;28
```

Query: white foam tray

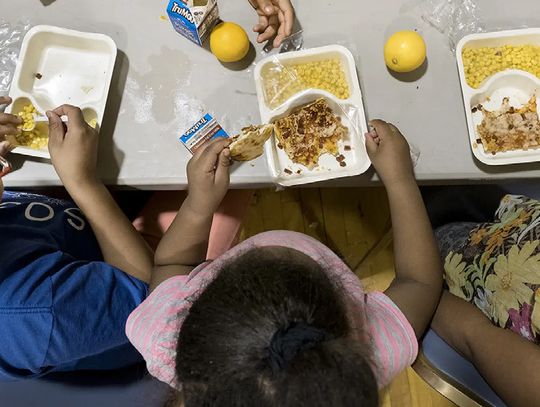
457;28;540;166
7;25;117;159
254;45;370;186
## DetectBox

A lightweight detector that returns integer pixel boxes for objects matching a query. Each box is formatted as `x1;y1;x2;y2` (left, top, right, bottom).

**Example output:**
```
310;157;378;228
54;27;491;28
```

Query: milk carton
179;113;229;154
166;0;220;46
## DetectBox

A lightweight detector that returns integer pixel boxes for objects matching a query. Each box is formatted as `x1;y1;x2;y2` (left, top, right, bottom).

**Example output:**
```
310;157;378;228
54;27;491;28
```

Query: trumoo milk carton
166;0;220;46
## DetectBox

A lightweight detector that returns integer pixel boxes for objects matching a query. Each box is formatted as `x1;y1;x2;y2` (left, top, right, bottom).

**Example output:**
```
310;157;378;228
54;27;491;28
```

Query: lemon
210;22;250;63
384;31;426;73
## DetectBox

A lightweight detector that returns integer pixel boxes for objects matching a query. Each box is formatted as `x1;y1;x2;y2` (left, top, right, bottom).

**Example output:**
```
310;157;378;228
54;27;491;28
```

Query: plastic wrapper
262;29;304;55
0;19;30;94
408;0;484;51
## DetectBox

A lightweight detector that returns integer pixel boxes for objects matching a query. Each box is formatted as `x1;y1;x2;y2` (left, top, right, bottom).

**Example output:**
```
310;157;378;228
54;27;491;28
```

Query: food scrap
476;96;540;153
463;45;540;89
35;73;43;80
273;98;348;169
262;59;350;108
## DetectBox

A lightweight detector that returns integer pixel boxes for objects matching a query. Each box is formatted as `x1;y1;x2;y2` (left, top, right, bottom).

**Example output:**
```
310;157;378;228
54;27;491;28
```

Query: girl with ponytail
126;121;443;406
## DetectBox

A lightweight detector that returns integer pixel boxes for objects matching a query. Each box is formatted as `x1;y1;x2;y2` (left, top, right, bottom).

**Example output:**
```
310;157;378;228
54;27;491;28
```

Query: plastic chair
413;329;507;407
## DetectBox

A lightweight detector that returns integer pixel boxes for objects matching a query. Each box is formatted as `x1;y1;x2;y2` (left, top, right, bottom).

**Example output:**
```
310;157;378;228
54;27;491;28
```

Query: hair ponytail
176;248;379;407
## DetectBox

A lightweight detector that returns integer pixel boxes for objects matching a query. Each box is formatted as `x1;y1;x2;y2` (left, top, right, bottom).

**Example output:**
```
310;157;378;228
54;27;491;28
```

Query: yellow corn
462;44;540;88
16;103;48;150
17;103;38;132
262;58;351;108
15;103;98;150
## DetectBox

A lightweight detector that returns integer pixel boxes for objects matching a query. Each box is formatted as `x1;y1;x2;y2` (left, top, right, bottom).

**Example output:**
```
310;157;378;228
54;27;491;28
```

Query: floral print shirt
438;195;540;343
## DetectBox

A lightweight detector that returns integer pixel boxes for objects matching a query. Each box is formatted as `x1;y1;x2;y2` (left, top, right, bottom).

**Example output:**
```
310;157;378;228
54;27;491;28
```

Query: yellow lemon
210;22;250;63
384;31;426;73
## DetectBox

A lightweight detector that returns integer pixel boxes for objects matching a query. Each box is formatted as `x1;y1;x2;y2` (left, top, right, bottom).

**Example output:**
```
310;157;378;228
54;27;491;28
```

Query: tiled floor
239;187;456;407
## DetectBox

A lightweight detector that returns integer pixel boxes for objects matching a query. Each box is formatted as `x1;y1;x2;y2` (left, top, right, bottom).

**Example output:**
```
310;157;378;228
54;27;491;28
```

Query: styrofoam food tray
7;25;117;159
457;28;540;166
254;45;370;186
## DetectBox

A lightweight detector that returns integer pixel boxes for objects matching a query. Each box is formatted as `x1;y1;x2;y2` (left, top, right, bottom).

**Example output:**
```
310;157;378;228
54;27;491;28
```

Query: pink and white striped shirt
126;231;417;390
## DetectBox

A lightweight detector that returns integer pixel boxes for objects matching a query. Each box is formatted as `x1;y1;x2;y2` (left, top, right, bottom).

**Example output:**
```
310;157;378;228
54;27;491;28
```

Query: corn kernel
15;103;48;150
463;44;540;88
261;58;351;108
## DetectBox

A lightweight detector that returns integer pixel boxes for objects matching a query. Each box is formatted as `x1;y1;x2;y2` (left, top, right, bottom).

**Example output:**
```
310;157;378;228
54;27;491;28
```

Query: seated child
433;195;540;406
126;121;443;406
0;97;153;379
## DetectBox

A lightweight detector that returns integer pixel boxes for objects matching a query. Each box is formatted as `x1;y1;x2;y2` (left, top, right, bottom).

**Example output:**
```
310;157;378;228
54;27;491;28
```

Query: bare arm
68;181;153;283
383;178;443;337
48;105;153;283
366;120;443;337
151;202;213;291
151;138;232;292
432;291;540;407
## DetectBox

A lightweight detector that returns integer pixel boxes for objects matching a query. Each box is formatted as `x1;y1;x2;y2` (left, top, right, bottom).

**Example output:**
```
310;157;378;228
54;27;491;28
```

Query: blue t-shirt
0;191;149;381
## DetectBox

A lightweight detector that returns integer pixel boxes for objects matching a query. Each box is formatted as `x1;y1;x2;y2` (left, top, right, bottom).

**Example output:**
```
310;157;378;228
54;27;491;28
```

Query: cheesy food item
476;96;540;153
273;98;348;169
229;124;274;161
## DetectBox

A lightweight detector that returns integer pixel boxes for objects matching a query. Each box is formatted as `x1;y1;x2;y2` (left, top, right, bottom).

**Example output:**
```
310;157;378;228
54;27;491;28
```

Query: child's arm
366;120;443;337
432;291;540;407
47;105;153;283
249;0;294;48
151;138;231;291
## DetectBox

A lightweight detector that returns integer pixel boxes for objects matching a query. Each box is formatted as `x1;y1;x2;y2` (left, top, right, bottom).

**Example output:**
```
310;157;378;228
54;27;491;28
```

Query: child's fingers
52;104;85;130
47;110;66;145
257;17;278;42
197;138;232;171
0;124;21;136
0;96;12;107
274;11;287;47
369;119;394;140
215;148;231;187
388;123;403;136
253;15;269;33
278;0;294;36
365;133;379;157
253;0;274;15
193;137;229;160
0;113;23;126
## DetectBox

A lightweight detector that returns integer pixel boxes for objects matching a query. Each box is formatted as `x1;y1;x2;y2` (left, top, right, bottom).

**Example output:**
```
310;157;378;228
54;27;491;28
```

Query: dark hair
176;247;378;407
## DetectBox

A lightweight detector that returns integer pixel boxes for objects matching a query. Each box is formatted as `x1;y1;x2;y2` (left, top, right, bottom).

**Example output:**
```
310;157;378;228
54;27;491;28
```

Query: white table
3;0;540;188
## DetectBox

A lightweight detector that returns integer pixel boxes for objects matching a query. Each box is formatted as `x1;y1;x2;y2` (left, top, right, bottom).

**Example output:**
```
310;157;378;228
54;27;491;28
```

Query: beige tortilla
229;124;274;161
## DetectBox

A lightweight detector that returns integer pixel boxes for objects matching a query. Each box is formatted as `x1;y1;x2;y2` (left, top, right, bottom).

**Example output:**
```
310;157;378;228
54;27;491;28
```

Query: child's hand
250;0;294;48
186;138;231;217
0;140;13;199
0;96;22;138
365;120;415;187
47;105;100;190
